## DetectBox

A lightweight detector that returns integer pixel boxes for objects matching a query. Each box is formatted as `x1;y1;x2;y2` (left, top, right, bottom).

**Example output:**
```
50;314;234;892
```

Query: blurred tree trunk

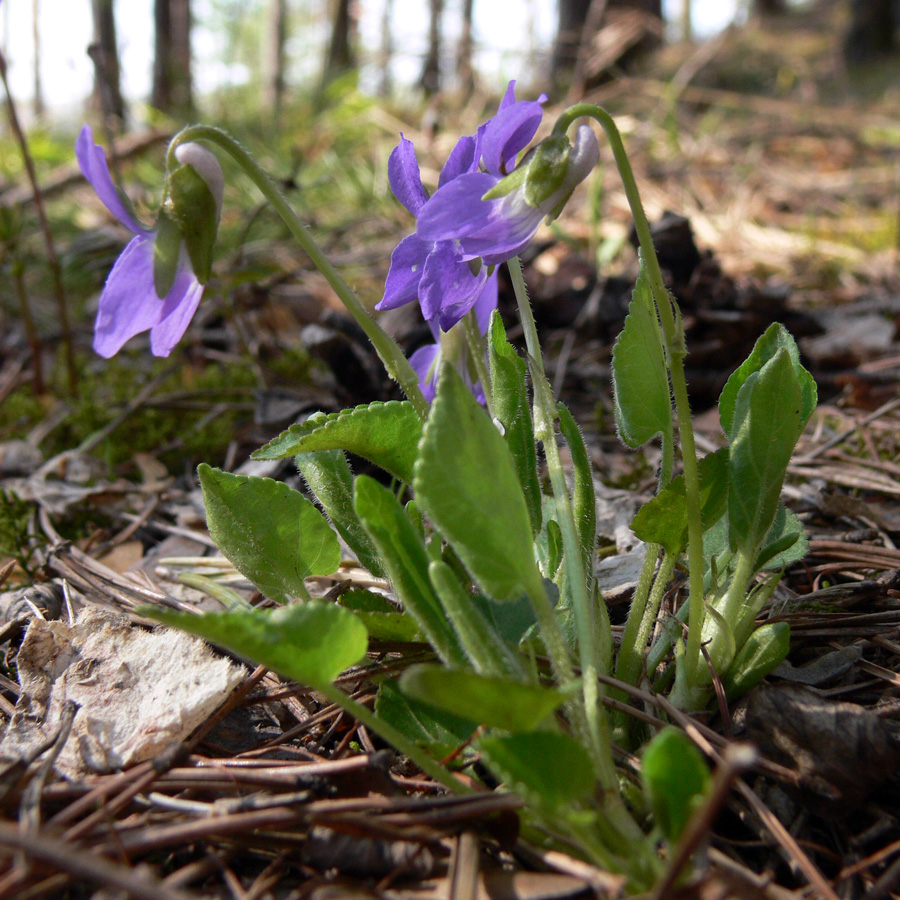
753;0;787;13
457;0;475;96
378;0;394;97
844;0;897;63
31;0;44;116
322;0;357;90
420;0;443;95
680;0;691;40
553;0;662;92
263;0;287;116
152;0;193;118
89;0;125;129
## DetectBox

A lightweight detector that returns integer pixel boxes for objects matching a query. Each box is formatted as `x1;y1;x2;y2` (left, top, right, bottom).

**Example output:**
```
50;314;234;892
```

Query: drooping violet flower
376;81;545;333
76;125;224;358
417;124;599;267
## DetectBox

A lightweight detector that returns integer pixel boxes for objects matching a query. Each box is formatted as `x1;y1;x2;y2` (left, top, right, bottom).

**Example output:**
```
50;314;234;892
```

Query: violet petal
417;172;498;243
92;234;166;358
76;125;144;234
409;342;440;403
149;260;205;357
388;135;428;216
377;233;430;311
419;241;486;326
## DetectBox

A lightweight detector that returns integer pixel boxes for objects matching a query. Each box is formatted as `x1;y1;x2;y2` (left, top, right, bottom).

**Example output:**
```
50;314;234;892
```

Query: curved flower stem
553;104;706;684
166;125;429;419
508;256;613;788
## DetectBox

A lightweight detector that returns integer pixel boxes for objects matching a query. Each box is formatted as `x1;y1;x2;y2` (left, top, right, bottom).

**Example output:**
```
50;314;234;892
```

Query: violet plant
78;84;814;890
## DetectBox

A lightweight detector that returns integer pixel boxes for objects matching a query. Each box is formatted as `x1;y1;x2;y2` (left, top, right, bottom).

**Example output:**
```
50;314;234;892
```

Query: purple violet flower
76;125;224;358
417;123;599;267
376;81;545;333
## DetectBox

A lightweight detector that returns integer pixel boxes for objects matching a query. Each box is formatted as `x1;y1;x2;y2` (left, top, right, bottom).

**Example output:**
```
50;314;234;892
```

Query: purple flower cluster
377;82;598;400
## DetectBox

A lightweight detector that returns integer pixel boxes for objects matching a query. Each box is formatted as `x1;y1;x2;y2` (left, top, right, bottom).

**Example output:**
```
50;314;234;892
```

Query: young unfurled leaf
198;464;341;603
727;350;805;555
478;730;595;808
631;449;729;556
147;602;368;689
414;364;544;602
753;504;808;572
719;323;816;439
641;727;711;842
295;447;385;578
723;621;790;701
611;261;673;450
488;312;542;533
253;403;422;484
399;664;574;732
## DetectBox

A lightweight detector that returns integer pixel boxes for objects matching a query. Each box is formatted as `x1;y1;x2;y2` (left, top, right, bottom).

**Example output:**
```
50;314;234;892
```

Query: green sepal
153;208;183;299
524;133;571;209
166;161;219;284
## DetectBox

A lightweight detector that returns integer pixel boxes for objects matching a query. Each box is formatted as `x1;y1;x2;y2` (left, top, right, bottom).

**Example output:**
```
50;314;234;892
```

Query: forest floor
0;3;900;898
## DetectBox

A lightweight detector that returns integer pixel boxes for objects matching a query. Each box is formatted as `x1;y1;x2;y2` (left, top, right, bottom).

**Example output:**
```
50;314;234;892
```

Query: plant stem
461;308;494;419
167;126;429;419
553;105;706;684
508;256;614;789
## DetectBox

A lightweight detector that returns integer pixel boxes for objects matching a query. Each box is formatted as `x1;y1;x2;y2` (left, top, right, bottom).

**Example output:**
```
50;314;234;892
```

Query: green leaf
198;464;341;603
631;449;729;556
253;403;422;484
558;402;596;564
719;323;817;439
488;313;542;533
147;602;367;689
429;560;522;677
478;731;595;808
754;504;808;572
611;263;673;449
338;589;423;642
353;475;465;666
399;664;573;732
414;364;543;602
641;727;711;842
295;447;385;578
723;621;790;701
375;679;477;757
728;350;805;554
